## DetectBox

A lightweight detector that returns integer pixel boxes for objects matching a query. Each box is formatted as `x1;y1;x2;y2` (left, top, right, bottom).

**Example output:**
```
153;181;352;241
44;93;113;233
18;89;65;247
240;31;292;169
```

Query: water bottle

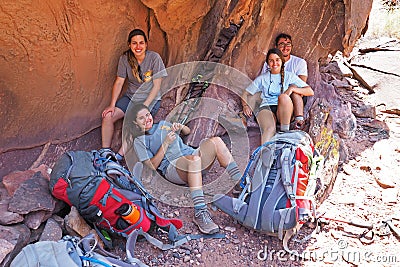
115;203;140;225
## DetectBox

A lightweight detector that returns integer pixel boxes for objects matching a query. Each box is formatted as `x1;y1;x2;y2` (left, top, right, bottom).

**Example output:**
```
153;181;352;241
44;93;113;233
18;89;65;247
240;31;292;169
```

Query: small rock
0;201;24;225
24;211;51;230
183;255;191;262
39;218;63;241
224;226;236;232
360;165;371;172
172;252;180;259
332;79;352;89
198;242;205;250
361;119;389;134
373;169;396;189
353;104;376;119
174;210;180;217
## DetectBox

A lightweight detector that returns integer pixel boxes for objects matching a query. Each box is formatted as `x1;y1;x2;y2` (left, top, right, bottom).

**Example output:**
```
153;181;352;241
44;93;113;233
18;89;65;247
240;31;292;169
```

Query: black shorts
259;105;278;116
116;95;161;116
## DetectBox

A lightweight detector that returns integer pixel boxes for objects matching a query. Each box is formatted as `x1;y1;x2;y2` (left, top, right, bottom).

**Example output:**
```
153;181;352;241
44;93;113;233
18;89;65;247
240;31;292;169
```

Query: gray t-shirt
117;50;167;102
134;121;196;175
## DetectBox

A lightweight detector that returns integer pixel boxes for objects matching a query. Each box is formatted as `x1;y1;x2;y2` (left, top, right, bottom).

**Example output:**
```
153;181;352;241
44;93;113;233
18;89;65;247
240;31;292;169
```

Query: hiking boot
99;148;118;162
290;117;305;130
193;208;219;234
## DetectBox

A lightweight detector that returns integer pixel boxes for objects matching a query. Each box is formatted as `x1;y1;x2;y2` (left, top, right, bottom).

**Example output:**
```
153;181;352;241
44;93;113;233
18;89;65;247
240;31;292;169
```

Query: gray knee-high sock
191;189;206;211
226;162;242;181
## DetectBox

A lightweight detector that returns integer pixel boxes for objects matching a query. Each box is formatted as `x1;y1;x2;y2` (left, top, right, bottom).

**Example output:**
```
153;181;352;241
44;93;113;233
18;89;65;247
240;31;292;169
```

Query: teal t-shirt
246;71;308;106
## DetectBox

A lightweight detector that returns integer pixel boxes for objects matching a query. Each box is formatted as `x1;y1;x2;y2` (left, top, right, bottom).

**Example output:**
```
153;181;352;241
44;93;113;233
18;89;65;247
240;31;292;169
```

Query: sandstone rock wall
0;0;164;153
0;0;372;155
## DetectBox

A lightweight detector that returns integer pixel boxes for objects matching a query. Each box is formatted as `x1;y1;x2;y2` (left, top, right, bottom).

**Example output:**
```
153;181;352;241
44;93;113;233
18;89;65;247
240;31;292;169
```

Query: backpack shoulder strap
127;227;225;251
280;146;297;208
78;234;148;267
242;145;276;228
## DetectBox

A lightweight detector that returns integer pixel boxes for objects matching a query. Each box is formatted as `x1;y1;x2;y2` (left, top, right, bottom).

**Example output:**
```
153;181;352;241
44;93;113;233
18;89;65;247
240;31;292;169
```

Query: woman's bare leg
257;109;276;144
101;108;125;148
277;94;294;131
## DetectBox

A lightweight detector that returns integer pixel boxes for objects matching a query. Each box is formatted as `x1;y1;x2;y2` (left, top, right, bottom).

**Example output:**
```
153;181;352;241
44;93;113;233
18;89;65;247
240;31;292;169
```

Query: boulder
0;224;30;267
24;210;53;230
2;164;50;196
8;172;56;215
64;207;101;245
39;217;63;242
308;98;340;204
0;200;24;225
353;104;376;119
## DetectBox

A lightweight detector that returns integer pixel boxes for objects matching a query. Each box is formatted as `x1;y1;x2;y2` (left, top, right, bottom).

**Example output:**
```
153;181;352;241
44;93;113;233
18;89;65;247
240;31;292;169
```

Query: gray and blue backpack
213;130;324;253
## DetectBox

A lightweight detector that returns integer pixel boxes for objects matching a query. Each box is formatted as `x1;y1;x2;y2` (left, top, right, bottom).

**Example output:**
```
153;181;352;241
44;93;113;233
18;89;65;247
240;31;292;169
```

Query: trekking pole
176;77;210;125
319;216;373;230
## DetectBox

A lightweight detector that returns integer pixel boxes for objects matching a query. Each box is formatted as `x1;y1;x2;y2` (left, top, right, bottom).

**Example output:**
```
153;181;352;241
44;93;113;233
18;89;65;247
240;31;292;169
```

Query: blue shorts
116;95;161;116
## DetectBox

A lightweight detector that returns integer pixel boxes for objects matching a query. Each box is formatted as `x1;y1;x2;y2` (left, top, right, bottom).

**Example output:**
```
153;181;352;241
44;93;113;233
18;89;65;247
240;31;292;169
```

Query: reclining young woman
129;104;243;234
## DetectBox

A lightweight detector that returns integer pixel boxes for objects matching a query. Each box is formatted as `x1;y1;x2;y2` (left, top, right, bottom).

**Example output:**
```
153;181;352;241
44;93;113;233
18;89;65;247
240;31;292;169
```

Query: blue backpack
10;234;147;267
213;131;324;253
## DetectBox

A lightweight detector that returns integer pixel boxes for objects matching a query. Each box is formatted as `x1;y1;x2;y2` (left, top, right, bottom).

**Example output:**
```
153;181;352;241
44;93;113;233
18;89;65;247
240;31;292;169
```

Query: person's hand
102;106;115;118
170;122;184;132
243;105;253;117
284;86;296;96
164;131;177;145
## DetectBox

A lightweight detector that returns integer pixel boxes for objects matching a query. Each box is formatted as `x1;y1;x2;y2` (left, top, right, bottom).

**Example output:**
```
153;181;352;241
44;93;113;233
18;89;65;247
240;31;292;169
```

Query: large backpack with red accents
49;149;184;249
213;131;324;254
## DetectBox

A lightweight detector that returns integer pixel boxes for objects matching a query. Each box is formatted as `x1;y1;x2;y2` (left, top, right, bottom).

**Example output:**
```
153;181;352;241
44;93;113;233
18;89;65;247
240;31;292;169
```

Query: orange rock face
0;0;372;153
